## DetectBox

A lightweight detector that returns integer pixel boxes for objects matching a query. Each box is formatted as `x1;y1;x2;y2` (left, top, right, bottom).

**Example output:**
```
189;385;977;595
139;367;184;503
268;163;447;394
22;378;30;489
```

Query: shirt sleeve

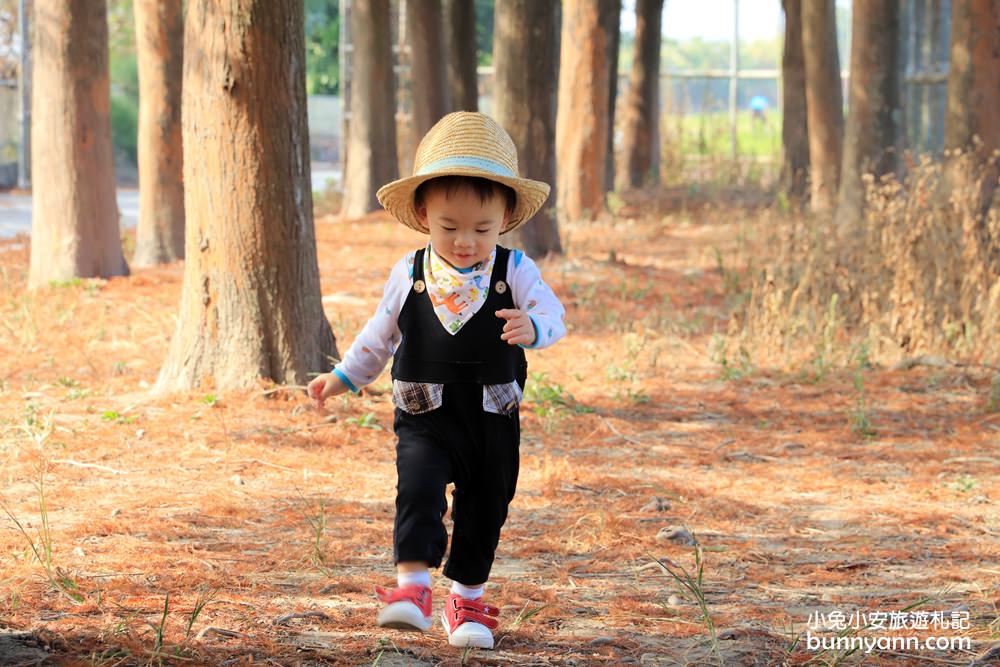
507;248;566;350
332;252;413;392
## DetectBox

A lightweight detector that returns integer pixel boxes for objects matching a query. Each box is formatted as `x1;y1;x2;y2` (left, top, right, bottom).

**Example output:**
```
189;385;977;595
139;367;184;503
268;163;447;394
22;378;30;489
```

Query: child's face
416;186;510;269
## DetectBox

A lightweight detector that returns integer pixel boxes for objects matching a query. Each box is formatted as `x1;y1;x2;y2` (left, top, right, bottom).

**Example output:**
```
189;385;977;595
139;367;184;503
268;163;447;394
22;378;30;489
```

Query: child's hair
414;175;517;214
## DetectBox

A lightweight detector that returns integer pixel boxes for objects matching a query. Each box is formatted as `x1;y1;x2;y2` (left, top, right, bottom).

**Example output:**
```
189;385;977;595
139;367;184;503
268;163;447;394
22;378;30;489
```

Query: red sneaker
374;584;433;632
440;593;500;649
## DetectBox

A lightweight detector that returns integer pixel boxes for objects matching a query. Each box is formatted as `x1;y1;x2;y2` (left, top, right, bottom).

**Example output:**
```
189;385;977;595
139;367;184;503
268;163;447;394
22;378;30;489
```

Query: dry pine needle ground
0;192;997;666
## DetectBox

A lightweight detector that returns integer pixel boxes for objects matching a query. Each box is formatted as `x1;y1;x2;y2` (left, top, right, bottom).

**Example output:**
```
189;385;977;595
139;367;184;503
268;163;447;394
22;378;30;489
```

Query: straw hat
376;111;551;234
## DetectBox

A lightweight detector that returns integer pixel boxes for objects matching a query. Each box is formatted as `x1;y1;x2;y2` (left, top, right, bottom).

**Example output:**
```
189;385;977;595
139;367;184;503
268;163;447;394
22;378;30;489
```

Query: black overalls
389;245;526;585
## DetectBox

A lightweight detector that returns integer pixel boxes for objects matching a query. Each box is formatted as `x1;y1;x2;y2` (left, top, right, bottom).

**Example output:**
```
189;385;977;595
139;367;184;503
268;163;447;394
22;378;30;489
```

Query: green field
661;110;782;159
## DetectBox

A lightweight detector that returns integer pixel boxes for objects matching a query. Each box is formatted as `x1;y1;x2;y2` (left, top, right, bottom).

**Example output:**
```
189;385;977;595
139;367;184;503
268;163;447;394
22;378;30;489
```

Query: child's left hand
495;308;536;346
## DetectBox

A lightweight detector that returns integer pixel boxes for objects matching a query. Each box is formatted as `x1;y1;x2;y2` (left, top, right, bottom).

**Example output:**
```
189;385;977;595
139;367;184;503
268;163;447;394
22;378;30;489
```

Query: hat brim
376;166;551;235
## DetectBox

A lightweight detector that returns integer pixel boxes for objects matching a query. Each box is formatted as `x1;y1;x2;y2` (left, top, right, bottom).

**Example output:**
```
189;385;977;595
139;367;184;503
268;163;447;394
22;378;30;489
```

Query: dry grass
725;152;1000;373
0;191;997;665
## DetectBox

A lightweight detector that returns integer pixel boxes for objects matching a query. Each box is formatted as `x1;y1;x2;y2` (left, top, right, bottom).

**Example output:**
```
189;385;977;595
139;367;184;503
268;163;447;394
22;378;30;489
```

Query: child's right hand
307;372;347;410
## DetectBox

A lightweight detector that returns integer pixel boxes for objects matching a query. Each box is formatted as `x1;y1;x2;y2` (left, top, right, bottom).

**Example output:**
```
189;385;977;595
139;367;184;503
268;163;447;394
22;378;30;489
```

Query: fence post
17;0;31;189
729;0;739;160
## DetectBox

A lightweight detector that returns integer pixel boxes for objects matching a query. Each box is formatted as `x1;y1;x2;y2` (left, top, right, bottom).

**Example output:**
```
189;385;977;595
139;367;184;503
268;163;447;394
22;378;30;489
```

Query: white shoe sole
440;608;495;649
376;601;433;631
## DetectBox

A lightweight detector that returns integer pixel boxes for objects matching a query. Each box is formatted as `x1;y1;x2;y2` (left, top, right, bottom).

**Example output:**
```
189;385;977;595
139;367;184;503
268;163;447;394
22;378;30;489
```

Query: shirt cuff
517;315;542;349
333;367;360;394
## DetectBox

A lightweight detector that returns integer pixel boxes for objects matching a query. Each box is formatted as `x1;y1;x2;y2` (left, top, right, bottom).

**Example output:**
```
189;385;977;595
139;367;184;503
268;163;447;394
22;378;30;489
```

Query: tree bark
944;0;1000;212
493;0;561;258
780;0;810;204
604;0;621;194
28;0;127;288
342;0;398;219
132;0;185;267
556;0;614;221
156;0;337;393
617;0;662;189
801;0;843;213
407;0;450;139
833;0;900;232
445;0;478;112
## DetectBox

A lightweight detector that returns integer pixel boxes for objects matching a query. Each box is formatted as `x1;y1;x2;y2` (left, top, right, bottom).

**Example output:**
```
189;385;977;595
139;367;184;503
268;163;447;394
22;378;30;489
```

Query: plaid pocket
392;380;444;415
483;381;522;416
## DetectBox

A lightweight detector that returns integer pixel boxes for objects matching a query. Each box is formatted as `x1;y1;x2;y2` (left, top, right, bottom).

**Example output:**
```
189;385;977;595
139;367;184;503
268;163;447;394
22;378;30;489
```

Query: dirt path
0;199;997;666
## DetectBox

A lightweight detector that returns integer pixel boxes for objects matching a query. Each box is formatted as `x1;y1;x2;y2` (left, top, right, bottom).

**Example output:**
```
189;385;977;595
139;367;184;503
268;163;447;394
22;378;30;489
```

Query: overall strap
489;246;510;287
412;247;426;283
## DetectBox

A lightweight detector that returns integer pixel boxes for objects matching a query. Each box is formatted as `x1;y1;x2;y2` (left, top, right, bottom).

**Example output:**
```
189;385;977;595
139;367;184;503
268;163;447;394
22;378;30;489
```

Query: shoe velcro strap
449;596;500;629
374;584;429;606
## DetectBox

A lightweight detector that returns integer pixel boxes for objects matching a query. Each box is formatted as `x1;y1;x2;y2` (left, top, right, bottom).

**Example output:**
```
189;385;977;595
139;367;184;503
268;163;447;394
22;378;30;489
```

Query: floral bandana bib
423;243;497;335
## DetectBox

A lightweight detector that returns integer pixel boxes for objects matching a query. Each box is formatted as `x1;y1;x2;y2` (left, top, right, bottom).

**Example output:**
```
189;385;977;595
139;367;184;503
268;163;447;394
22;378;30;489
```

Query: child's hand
307;372;346;410
495;308;536;346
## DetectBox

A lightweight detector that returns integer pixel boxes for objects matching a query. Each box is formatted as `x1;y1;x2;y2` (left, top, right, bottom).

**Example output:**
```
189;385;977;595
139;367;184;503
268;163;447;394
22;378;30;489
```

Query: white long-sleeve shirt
332;244;566;404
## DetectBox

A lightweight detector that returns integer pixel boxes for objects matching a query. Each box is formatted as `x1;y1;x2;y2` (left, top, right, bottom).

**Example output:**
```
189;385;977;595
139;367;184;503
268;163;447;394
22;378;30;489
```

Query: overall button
495;280;507;294
408;400;421;411
413;279;425;293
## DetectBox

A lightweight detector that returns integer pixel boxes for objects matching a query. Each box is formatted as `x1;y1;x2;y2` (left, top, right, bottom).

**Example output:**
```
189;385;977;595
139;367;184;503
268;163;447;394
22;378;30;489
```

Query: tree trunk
801;0;843;213
780;0;810;204
617;0;662;189
493;0;561;258
132;0;185;267
556;0;614;222
944;0;1000;212
408;0;450;139
342;0;398;219
445;0;478;112
604;0;621;194
833;0;900;232
156;0;337;393
29;1;127;288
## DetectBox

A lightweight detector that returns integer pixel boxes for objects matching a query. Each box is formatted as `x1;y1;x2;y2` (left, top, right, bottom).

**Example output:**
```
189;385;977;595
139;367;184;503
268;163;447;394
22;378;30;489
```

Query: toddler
307;112;566;649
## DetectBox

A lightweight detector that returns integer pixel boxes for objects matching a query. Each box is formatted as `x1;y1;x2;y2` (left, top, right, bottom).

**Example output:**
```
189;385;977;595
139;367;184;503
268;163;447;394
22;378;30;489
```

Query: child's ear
415;202;429;228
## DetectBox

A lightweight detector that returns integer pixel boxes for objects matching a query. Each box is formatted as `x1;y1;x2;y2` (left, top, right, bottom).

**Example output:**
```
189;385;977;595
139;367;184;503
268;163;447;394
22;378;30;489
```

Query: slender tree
445;0;478;112
833;0;900;231
944;0;1000;213
342;0;398;218
604;0;621;194
132;0;185;267
407;0;450;138
493;0;561;257
801;0;843;213
780;0;810;204
156;0;336;392
556;0;615;221
617;0;662;189
29;1;127;288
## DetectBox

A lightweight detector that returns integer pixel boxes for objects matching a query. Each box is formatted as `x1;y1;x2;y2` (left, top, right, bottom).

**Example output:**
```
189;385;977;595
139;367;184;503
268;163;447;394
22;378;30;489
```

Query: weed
101;410;136;425
183;587;216;642
949;475;978;494
1;465;85;604
710;334;752;381
649;536;721;665
508;602;551;630
305;498;331;571
150;592;169;662
849;370;877;439
346;412;381;429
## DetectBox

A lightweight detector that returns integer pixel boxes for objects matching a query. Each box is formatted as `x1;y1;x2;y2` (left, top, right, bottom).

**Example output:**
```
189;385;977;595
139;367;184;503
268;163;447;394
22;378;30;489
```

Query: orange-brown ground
0;194;997;666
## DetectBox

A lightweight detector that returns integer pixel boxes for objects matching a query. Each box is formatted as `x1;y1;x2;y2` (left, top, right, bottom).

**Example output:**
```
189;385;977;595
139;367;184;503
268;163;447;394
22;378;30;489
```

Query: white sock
451;581;484;600
397;569;432;589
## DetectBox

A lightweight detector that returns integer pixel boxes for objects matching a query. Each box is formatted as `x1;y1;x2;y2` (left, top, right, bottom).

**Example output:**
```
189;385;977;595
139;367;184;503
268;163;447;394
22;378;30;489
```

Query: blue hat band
415;156;516;179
